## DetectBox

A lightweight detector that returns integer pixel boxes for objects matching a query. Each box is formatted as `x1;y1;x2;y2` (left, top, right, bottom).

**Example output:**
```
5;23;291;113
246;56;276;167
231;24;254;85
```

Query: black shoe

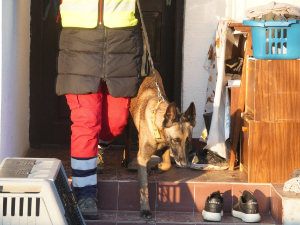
232;190;261;223
202;190;223;221
189;149;229;170
78;197;99;220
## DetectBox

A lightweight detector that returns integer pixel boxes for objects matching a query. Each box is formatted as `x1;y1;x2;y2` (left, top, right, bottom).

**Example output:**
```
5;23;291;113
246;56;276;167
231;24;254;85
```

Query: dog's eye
187;138;191;142
172;138;180;144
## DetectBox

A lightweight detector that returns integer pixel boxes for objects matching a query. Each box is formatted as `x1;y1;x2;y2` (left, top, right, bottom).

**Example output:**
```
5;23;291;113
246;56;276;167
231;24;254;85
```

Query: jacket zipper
99;0;103;24
102;28;107;80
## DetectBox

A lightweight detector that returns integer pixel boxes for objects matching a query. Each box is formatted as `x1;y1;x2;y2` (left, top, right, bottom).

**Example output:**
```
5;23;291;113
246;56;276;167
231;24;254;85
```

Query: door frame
29;0;185;148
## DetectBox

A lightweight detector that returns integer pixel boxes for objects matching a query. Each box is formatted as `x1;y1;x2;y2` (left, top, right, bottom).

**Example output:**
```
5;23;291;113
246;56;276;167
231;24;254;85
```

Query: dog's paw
158;163;171;173
140;210;152;219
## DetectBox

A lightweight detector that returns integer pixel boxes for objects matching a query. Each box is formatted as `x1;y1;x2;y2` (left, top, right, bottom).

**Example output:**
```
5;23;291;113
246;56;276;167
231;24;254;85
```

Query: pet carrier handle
243;20;297;27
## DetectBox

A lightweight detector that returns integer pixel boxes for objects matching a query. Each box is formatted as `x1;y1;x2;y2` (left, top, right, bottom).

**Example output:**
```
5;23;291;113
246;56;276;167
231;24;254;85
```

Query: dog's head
163;102;196;167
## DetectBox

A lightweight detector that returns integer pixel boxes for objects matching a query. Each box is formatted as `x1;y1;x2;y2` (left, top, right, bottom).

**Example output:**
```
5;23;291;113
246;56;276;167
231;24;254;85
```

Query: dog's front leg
137;148;153;219
158;147;171;173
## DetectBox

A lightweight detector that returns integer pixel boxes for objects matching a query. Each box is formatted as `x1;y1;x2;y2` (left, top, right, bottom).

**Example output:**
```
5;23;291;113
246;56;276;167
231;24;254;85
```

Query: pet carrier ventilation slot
0;158;86;225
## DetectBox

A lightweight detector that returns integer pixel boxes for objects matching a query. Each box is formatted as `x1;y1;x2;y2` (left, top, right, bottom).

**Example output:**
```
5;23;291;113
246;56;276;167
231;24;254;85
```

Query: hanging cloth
203;20;231;160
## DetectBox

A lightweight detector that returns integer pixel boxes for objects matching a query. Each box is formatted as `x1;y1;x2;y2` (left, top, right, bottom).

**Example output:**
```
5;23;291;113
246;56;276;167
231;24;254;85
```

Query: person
54;0;147;220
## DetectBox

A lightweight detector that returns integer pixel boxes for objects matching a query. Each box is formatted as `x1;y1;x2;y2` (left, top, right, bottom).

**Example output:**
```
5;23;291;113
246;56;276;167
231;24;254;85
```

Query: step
25;147;300;224
85;212;274;224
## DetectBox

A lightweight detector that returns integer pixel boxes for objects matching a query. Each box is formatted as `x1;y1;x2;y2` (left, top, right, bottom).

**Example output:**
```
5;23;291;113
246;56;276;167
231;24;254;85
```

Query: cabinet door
248;122;300;183
255;60;300;122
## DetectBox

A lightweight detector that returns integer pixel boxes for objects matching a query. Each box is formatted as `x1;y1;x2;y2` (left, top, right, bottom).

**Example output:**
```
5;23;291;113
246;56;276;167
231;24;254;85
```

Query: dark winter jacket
55;24;144;97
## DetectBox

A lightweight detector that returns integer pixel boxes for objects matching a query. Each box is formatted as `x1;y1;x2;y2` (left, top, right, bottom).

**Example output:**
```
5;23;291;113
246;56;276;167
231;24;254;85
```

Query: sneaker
189;149;229;170
232;190;261;223
202;190;223;222
78;197;99;220
97;152;104;174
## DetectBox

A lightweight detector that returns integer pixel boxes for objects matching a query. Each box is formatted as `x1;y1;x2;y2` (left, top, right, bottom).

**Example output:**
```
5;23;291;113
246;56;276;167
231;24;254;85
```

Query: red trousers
66;82;130;158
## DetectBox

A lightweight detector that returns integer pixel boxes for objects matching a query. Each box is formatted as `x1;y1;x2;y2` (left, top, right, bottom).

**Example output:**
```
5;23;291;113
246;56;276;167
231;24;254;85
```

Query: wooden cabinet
241;58;300;183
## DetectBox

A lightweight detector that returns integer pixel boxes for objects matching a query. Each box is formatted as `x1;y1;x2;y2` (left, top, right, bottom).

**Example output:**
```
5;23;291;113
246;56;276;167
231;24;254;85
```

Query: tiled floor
85;212;276;225
25;145;247;182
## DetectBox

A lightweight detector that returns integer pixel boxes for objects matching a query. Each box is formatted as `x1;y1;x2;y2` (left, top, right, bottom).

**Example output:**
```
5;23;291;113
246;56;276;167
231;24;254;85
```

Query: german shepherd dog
123;70;196;219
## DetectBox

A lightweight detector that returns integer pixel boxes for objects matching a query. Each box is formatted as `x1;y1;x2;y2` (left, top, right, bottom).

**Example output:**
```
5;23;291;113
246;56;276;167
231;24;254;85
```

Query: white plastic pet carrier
0;158;86;225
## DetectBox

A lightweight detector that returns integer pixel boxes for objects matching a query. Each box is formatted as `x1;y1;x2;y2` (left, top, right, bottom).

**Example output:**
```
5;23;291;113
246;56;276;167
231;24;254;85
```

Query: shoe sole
232;210;261;223
190;163;228;170
202;209;223;222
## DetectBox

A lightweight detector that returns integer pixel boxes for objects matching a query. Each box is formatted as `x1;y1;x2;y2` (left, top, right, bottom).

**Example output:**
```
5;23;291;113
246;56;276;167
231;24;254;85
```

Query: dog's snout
180;161;188;167
178;157;188;167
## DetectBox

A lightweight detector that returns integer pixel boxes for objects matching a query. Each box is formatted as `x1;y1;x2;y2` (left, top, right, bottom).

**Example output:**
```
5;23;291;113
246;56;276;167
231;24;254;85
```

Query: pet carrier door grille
0;158;86;225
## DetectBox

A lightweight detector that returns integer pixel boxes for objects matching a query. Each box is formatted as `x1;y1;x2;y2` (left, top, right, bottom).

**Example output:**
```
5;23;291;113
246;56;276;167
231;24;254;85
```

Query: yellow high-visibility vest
60;0;138;28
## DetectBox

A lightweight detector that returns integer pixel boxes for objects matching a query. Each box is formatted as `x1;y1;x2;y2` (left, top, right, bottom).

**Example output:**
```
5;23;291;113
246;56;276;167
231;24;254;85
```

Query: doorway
29;0;184;148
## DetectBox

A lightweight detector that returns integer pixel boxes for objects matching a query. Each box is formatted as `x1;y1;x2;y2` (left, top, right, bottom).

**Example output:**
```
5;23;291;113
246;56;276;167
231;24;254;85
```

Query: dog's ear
163;102;178;128
182;102;196;127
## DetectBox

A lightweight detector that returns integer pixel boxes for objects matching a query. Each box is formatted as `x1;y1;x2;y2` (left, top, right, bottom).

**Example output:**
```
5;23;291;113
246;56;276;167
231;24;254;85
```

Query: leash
137;0;165;139
136;0;164;103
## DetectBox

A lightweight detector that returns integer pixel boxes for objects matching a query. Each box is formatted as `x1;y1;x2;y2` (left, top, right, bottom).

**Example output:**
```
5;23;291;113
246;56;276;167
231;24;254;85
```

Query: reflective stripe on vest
60;0;99;28
103;0;138;28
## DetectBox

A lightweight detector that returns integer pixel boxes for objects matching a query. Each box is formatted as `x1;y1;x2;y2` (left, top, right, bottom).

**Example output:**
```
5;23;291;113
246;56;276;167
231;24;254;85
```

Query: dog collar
151;99;163;139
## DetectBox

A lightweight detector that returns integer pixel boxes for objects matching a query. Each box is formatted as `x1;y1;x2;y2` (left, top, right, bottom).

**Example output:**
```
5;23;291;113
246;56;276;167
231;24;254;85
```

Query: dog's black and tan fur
123;70;196;219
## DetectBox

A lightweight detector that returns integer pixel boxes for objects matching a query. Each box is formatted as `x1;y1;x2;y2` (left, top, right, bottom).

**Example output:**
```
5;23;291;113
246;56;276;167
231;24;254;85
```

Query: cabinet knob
242;126;249;132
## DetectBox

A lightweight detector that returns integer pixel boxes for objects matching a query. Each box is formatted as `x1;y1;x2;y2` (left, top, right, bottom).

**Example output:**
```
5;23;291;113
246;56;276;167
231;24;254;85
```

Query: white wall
182;0;300;138
0;0;30;161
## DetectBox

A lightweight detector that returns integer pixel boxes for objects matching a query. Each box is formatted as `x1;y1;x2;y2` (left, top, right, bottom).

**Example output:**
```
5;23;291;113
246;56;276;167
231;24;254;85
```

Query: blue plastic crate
243;20;300;60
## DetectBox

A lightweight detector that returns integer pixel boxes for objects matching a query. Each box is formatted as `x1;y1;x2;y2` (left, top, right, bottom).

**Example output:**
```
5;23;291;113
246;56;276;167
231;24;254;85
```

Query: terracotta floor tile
233;213;275;224
156;182;194;212
25;148;51;158
85;221;116;225
97;174;118;181
194;213;204;223
189;170;231;182
220;213;236;223
117;169;139;181
155;211;196;223
200;224;233;225
121;223;155;225
97;182;118;210
157;224;196;225
116;210;156;223
97;210;117;221
118;181;156;211
100;166;117;176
